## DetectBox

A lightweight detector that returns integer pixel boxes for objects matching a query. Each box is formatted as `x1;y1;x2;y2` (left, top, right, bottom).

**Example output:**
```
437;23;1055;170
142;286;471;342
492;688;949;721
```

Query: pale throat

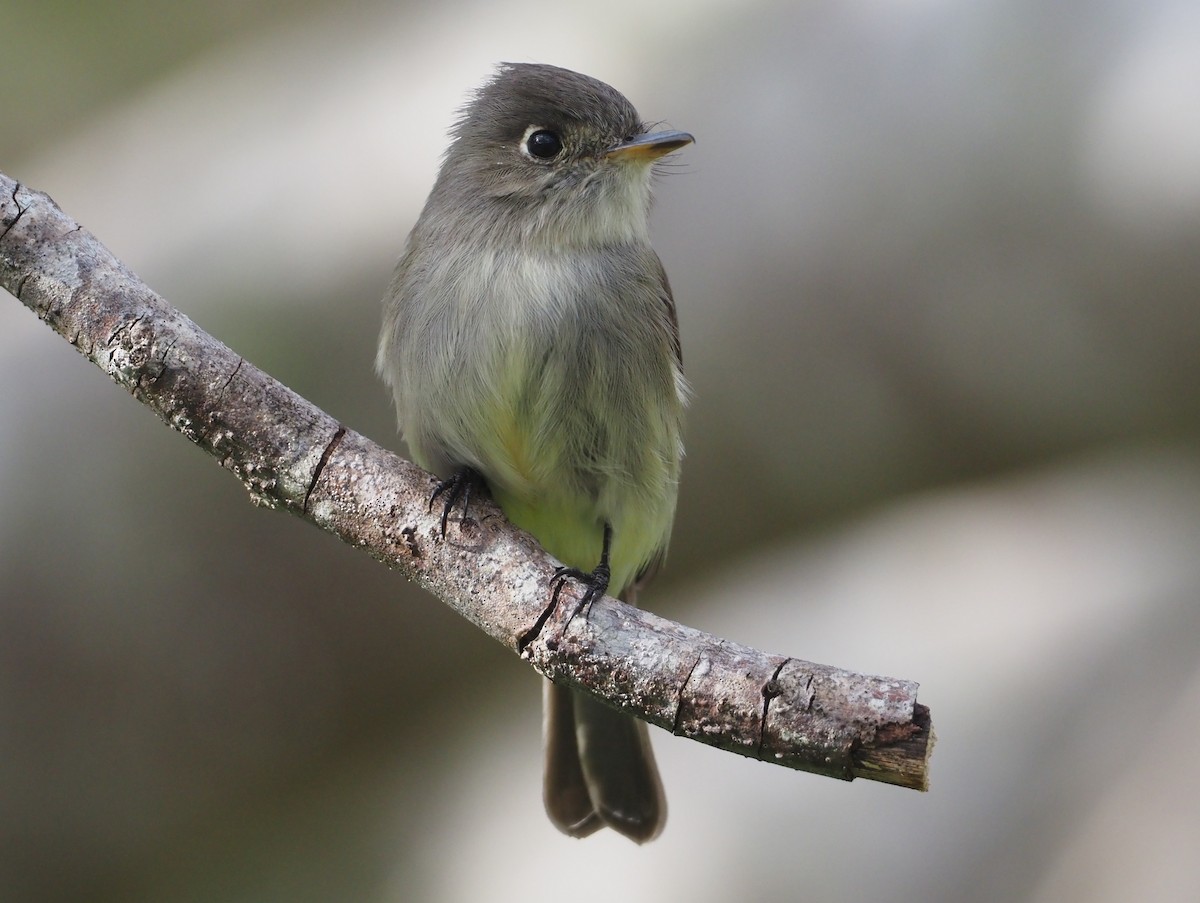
523;167;655;250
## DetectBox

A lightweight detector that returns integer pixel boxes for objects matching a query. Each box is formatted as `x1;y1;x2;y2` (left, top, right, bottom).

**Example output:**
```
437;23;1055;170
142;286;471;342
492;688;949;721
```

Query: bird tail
541;679;666;843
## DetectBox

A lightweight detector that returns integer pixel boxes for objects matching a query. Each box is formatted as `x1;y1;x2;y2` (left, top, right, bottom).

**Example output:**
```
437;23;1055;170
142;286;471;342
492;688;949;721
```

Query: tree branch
0;171;933;791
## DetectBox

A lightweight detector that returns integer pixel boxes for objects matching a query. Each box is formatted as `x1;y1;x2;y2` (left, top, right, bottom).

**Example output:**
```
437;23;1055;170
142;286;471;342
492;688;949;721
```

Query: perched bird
377;62;691;843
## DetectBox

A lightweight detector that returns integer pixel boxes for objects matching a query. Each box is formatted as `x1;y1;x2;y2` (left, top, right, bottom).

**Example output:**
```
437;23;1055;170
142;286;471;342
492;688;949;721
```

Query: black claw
549;523;614;623
429;467;482;537
550;563;611;620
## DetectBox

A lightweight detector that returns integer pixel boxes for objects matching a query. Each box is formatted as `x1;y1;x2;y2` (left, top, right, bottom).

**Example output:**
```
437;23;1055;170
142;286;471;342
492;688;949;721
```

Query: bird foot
429;467;484;537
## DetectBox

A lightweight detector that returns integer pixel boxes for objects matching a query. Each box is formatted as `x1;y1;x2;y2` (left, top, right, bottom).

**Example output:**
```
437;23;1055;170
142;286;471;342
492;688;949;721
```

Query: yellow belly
490;483;661;597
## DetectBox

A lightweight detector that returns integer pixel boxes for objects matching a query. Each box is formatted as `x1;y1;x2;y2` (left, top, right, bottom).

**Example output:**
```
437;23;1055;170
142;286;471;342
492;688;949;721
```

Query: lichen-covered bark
1;172;933;789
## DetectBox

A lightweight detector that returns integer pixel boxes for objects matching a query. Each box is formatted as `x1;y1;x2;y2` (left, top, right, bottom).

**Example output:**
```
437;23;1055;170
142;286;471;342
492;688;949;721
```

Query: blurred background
3;0;1200;900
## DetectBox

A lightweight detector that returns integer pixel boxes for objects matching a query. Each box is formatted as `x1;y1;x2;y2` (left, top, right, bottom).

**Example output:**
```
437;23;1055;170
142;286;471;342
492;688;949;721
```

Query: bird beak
605;130;694;162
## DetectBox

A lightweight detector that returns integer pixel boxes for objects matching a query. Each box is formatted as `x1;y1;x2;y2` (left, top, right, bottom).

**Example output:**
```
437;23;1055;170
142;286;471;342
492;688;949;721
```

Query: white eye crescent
522;125;563;160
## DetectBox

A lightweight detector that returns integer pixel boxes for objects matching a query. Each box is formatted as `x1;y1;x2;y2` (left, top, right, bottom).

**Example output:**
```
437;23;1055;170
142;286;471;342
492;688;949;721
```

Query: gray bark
1;172;933;790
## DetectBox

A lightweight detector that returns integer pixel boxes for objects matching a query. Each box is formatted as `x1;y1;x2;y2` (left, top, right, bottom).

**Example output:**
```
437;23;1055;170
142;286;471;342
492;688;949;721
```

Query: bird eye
524;129;563;160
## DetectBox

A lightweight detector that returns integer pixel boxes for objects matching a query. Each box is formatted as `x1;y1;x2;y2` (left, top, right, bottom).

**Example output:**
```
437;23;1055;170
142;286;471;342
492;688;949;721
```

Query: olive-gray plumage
377;63;690;843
